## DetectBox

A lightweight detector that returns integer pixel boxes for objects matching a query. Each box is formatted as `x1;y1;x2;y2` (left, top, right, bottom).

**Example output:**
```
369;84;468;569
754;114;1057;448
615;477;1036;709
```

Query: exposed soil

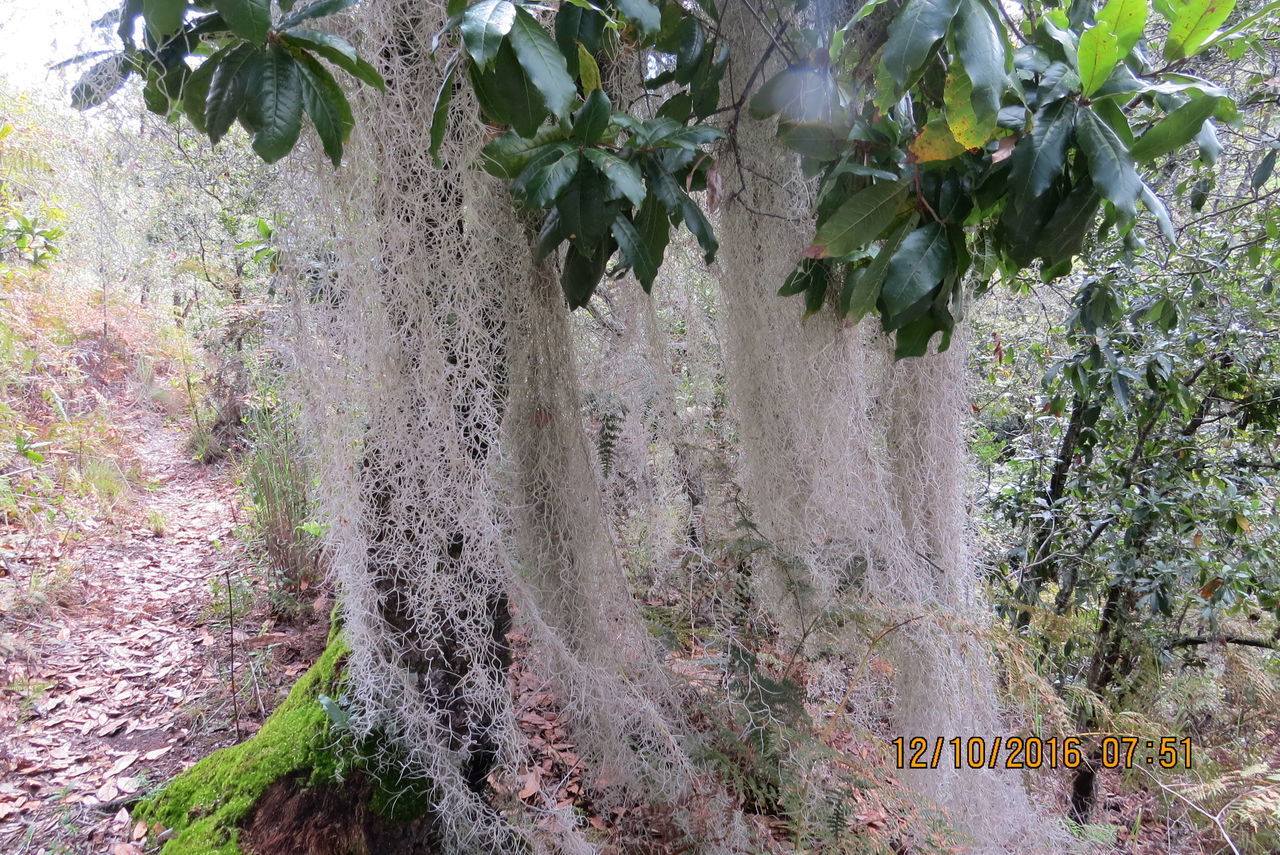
0;406;325;855
240;773;441;855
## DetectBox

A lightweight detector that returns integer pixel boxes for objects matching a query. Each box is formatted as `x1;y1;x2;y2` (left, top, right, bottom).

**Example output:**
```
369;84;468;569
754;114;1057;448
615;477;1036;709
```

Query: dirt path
0;410;257;854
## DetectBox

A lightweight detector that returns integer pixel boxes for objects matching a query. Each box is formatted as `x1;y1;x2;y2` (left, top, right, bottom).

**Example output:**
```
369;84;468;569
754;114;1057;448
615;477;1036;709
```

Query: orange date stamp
891;735;1193;770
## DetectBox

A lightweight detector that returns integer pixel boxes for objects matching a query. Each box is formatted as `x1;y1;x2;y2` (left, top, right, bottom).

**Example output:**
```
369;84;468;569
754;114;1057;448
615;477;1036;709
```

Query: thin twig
1138;767;1243;855
225;567;242;741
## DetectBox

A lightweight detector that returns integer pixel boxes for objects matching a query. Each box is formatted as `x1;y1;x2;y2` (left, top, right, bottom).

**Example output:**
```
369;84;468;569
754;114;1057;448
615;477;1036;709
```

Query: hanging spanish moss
284;0;523;844
284;1;751;851
713;3;1062;850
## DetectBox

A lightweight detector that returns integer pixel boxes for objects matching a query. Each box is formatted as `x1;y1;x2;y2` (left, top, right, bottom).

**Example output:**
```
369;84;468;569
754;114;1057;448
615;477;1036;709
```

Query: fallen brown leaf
105;751;139;778
518;771;540;800
142;745;172;761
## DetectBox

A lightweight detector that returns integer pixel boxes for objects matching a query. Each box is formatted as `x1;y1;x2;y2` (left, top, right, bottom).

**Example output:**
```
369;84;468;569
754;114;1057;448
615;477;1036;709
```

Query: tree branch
1168;635;1278;651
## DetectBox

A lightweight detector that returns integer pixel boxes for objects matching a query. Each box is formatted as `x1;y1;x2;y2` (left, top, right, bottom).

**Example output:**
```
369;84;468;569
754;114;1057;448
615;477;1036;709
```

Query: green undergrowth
133;631;351;855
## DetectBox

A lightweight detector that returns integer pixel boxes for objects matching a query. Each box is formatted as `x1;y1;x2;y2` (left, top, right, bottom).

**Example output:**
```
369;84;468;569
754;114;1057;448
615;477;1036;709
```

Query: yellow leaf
944;66;997;149
1236;513;1252;533
577;44;601;93
910;118;967;162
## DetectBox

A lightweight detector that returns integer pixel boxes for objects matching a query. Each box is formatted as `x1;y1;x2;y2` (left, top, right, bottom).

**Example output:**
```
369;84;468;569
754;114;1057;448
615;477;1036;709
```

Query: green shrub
242;388;323;616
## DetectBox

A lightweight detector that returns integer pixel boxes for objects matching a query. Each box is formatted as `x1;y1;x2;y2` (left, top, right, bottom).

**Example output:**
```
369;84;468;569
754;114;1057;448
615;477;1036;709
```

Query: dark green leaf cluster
78;0;1280;356
754;0;1252;356
70;0;385;166
435;0;727;308
983;268;1280;701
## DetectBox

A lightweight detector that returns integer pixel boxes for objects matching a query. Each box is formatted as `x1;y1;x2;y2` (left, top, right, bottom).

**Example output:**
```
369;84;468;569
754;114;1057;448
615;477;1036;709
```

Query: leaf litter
0;407;324;853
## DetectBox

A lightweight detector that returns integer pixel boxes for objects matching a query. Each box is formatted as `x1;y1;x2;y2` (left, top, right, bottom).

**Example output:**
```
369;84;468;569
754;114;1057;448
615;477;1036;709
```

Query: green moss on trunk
132;634;350;855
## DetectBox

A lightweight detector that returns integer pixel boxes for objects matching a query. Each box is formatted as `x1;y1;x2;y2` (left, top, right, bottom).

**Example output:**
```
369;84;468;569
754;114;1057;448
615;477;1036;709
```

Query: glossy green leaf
1140;182;1177;246
509;6;576;119
615;0;661;35
1077;106;1143;225
779;258;825;296
157;63;189;101
1251;149;1276;190
953;0;1006;125
560;241;608;309
998;184;1062;266
281;30;385;90
650;165;721;261
181;47;228;132
461;0;516;69
1037;61;1082;106
879;222;951;327
676;186;717;262
749;67;841;123
206;43;259;144
512;143;579;206
612;214;660;291
1196;120;1222;164
469;40;548;136
633;196;670;288
1099;0;1148;51
213;0;271;43
1198;0;1280;50
583;148;646;208
555;3;605;73
277;0;357;29
1077;24;1121;96
480;126;569;178
673;17;705;84
1091;97;1134;146
1076;0;1148;95
808;181;909;258
1130;96;1221;162
647;165;717;261
804;261;831;317
535;209;565;263
558;164;612;254
243;45;303;163
882;0;962;88
893;312;946;358
572;88;611;144
644;68;677;90
296;50;354;167
642;124;725;149
846;0;897;26
1165;0;1236;60
1009;100;1076;202
656;93;693;122
1090;64;1145;99
1036;175;1101;267
840;218;914;321
142;0;185;36
136;82;164;114
691;42;729;119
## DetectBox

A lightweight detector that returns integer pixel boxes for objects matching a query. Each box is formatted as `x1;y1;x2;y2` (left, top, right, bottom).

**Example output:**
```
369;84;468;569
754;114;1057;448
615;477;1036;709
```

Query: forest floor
0;278;1243;855
0;373;326;854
